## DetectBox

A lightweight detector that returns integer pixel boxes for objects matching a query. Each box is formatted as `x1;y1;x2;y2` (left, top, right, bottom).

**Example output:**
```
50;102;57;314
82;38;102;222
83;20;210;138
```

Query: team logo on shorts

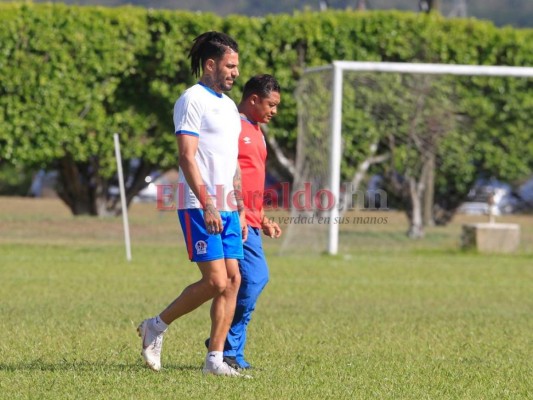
195;240;207;255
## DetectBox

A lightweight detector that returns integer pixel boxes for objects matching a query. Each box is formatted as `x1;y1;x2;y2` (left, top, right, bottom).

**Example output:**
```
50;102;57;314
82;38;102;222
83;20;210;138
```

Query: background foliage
0;3;532;215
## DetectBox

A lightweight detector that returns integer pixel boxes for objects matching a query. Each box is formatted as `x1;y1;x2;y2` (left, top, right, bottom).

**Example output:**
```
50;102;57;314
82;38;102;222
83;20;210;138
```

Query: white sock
206;351;223;367
152;315;168;333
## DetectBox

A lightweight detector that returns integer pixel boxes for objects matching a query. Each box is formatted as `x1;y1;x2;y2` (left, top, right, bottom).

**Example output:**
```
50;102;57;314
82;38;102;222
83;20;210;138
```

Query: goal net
280;62;533;255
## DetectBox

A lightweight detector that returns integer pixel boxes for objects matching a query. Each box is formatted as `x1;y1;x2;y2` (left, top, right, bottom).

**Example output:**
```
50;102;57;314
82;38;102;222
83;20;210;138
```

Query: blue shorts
178;209;244;262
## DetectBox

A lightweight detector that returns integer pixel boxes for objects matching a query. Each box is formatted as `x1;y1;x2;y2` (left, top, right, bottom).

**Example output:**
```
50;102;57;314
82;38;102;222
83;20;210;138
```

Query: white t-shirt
173;83;241;211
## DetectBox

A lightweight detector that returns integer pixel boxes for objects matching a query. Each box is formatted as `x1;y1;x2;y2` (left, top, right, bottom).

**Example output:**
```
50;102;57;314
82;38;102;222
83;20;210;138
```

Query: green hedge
1;3;532;179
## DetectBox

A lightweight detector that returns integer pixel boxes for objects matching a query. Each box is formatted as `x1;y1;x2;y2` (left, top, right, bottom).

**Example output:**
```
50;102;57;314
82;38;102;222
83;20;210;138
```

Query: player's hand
204;204;223;235
240;211;248;242
261;217;282;239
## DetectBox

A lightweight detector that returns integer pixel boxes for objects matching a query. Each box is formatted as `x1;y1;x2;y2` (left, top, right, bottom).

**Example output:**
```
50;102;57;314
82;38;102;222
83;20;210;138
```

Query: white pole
327;62;343;255
113;133;132;262
328;61;533;77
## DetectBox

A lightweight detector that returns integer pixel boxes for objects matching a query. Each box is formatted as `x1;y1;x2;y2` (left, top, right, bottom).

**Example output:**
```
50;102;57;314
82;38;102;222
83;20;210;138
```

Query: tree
419;0;440;13
0;5;157;215
0;5;218;215
358;74;458;238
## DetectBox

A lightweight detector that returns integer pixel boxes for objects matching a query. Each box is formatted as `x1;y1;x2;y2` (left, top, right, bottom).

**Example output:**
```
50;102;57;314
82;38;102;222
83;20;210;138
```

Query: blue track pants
224;226;269;365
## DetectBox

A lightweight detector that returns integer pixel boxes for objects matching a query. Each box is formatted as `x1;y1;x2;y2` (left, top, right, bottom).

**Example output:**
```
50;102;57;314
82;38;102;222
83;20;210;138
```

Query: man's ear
251;94;259;105
205;58;216;72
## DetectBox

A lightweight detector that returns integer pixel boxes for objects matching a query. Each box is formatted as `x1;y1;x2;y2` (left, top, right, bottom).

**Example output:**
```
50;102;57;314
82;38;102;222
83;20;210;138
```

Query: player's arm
177;134;222;234
260;210;282;239
233;164;248;242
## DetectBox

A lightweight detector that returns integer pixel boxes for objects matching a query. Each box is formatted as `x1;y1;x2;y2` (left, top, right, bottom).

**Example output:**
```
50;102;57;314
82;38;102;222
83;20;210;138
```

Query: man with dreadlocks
137;31;249;377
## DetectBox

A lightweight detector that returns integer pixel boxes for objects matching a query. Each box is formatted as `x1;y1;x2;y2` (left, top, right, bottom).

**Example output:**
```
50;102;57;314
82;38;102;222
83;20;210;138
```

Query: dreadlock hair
188;31;239;78
242;74;281;101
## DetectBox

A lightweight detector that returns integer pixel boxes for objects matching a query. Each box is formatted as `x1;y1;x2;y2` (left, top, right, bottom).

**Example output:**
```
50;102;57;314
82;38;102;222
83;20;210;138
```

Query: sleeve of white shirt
174;91;203;137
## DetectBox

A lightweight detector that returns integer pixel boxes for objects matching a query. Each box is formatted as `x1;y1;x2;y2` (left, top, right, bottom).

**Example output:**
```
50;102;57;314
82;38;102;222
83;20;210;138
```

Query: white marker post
113;133;132;262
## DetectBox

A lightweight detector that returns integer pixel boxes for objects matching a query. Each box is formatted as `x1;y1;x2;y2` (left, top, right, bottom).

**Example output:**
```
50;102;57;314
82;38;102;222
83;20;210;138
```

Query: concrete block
461;223;520;253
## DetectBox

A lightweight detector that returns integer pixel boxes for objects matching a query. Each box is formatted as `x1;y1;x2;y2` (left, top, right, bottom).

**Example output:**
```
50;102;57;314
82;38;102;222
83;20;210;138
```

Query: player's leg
225;227;269;368
138;208;226;372
208;258;241;352
207;211;244;352
202;210;248;377
159;259;227;323
160;208;228;322
138;259;227;371
203;258;241;375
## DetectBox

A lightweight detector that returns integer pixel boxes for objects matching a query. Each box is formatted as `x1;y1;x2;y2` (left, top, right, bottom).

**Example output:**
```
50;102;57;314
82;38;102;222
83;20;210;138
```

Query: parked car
28;170;59;197
517;176;533;211
457;178;521;215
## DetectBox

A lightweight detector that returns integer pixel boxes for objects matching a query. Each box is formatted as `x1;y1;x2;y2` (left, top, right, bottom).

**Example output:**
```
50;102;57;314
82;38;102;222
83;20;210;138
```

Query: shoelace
150;334;163;355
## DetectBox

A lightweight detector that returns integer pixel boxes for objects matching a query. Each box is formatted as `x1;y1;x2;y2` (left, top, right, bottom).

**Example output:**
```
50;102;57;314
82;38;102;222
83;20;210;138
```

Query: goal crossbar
305;61;533;77
300;61;533;255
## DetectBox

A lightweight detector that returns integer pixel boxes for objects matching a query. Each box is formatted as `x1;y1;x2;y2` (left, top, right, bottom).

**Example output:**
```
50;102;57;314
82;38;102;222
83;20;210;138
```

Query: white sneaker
137;318;165;371
202;361;252;378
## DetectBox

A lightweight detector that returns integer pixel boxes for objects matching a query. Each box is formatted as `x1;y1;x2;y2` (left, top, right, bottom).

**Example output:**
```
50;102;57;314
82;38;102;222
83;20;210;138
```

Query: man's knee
238;279;268;306
229;270;241;289
205;276;227;295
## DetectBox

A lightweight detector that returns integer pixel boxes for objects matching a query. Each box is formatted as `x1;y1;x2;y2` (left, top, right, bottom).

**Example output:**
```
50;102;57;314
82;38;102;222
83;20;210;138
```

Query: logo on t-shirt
195;240;207;255
243;136;252;144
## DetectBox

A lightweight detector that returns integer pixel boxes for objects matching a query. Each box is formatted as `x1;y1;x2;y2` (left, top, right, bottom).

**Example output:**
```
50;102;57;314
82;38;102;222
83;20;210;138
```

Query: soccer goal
281;61;533;255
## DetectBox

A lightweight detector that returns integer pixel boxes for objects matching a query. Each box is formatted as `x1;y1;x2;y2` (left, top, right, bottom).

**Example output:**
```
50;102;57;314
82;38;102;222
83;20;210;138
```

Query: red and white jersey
173;83;241;211
238;117;267;228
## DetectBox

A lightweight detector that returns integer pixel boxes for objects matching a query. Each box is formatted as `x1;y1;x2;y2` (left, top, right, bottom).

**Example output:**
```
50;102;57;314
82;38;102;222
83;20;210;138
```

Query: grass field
1;197;532;399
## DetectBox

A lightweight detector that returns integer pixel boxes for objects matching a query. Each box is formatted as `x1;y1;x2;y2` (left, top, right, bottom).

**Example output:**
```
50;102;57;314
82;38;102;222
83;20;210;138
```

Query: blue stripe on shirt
198;81;223;98
176;130;199;137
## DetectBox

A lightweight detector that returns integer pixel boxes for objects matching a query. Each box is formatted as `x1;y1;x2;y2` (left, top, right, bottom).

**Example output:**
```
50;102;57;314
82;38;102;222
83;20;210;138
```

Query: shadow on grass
0;360;201;373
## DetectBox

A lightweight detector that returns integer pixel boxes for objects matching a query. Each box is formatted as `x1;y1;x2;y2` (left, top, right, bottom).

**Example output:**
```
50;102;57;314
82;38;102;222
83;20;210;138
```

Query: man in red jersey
206;74;282;369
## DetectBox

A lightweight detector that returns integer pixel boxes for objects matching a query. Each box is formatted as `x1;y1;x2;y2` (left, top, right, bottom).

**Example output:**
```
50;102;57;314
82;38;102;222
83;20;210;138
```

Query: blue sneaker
224;356;252;370
235;357;252;369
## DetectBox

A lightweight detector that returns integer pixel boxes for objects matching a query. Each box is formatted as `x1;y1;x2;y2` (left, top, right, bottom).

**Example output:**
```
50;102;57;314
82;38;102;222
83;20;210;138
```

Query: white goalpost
284;61;533;255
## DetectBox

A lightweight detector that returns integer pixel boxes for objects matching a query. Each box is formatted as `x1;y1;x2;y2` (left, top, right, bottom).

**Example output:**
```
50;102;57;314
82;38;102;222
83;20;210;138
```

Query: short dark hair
188;31;239;78
242;74;281;100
